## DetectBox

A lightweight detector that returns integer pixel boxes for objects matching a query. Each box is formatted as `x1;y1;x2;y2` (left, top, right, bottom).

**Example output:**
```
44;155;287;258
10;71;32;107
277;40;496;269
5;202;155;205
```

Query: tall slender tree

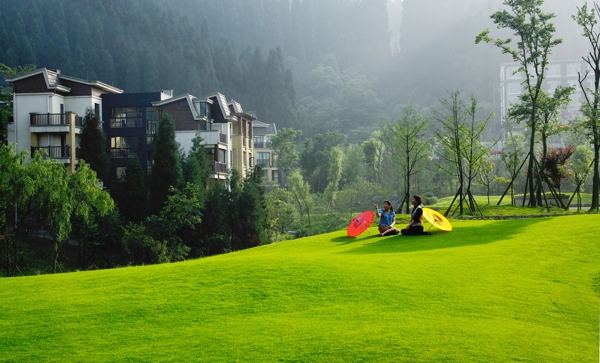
79;108;110;182
477;0;562;207
573;2;600;211
149;112;183;215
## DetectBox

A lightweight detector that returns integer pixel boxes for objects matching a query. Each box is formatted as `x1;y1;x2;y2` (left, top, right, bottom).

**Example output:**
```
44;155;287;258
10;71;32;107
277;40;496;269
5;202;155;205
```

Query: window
507;83;521;94
567;63;580;76
253;135;264;148
110;107;142;128
257;152;270;166
146;107;159;144
272;170;279;183
94;103;100;119
110;137;140;158
206;148;215;162
547;64;561;77
147;151;153;175
505;66;521;79
243;151;247;166
115;167;126;180
261;169;269;179
219;149;226;164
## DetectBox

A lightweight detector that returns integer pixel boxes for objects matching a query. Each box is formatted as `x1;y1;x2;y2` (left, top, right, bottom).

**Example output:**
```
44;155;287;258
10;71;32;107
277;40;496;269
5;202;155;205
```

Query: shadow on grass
331;232;381;245
340;218;546;254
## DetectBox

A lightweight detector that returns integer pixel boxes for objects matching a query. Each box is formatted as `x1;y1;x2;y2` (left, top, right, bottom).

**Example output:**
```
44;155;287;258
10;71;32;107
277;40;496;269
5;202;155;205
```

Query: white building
5;68;122;173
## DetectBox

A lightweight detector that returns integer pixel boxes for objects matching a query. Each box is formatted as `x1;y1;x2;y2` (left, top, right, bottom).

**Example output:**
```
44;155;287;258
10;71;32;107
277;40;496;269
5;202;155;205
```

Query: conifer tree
120;155;147;224
79;108;110;182
149;112;183;215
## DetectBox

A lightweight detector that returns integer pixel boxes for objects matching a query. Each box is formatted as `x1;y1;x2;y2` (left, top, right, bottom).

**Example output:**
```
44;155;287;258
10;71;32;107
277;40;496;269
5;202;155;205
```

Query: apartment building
252;120;281;187
5;68;123;173
499;59;591;137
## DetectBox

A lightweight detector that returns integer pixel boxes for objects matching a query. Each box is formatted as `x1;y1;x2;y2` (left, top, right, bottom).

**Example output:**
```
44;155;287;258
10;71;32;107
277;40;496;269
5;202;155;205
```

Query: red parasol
347;210;375;237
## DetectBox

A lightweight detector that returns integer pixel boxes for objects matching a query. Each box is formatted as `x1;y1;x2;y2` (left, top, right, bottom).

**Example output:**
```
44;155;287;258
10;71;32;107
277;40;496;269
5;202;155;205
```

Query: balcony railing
147;134;156;144
31;146;70;159
110;117;142;128
30;113;81;126
111;148;138;159
256;159;271;167
253;141;271;149
209;162;227;174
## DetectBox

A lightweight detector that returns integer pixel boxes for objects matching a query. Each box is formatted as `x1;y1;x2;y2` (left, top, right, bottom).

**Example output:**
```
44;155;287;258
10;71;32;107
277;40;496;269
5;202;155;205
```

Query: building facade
6;68;123;173
499;59;591;138
252;120;281;187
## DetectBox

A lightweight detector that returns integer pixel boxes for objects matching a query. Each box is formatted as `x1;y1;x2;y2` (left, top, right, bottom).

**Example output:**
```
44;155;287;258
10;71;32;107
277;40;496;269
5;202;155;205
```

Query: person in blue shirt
373;200;400;236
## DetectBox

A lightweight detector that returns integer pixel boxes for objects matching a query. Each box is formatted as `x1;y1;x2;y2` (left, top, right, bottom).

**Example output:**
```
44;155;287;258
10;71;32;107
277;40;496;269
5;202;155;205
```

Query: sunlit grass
0;215;598;362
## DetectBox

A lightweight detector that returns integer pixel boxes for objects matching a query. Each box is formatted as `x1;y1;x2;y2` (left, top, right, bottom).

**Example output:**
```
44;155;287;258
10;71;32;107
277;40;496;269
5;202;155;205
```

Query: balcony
30;113;82;126
31;146;72;159
209;162;227;174
253;141;271;149
202;131;228;145
111;148;138;159
256;159;271;167
110;117;142;128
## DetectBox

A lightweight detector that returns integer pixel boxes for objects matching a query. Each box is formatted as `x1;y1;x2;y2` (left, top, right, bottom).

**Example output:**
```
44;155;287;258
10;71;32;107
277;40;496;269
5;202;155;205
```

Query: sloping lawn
0;215;598;362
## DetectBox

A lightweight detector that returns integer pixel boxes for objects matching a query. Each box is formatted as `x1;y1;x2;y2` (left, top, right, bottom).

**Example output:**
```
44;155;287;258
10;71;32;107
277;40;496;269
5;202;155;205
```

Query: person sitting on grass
373;200;400;236
401;195;431;236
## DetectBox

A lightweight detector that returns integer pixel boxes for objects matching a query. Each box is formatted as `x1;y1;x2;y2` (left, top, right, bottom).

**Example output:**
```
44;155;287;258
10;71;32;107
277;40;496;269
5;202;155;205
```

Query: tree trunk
591;141;600;211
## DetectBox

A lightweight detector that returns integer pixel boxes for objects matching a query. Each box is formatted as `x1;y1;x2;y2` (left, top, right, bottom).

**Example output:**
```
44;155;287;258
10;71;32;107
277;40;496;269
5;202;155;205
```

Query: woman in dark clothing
401;195;431;235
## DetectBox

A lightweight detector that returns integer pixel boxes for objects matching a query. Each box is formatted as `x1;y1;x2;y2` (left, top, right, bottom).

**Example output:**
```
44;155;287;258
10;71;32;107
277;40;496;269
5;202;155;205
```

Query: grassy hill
1;215;599;362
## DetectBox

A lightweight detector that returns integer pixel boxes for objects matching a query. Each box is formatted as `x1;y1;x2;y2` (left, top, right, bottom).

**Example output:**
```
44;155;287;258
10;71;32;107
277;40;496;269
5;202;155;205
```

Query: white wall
64;96;102;119
11;93;53;153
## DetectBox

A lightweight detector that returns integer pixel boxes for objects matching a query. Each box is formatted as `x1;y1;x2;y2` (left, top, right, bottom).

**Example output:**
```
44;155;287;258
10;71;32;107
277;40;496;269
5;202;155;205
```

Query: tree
462;95;495;213
299;131;346;193
362;136;384;184
149;112;183;215
323;146;344;213
380;105;430;214
287;169;312;231
569;145;594;210
119;156;147;224
433;91;468;215
47;161;114;273
475;152;496;205
79;108;110;182
477;0;562;207
542;146;574;197
265;188;299;241
270;127;302;184
498;133;527;206
507;87;574;205
232;167;268;250
573;3;600;211
0;64;37;145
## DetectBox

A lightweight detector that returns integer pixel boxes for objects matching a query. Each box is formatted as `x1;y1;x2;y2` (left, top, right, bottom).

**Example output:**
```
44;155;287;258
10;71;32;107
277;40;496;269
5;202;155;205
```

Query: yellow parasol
422;208;453;231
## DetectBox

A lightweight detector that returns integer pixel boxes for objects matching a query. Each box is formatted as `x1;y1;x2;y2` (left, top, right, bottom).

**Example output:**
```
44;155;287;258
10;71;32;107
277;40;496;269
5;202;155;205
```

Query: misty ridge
0;0;594;141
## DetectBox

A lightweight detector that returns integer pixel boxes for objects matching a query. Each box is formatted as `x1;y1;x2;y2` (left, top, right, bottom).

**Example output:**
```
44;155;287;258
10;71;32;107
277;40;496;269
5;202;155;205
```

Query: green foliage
79;108;110;181
299;131;346;193
119;156;147;224
149;112;183;215
265;188;300;240
380;104;431;213
270;127;302;178
573;3;600;211
477;0;562;208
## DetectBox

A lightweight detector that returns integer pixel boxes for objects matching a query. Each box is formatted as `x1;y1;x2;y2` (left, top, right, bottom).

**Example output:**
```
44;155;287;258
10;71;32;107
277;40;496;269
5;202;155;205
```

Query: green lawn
1;215;599;362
